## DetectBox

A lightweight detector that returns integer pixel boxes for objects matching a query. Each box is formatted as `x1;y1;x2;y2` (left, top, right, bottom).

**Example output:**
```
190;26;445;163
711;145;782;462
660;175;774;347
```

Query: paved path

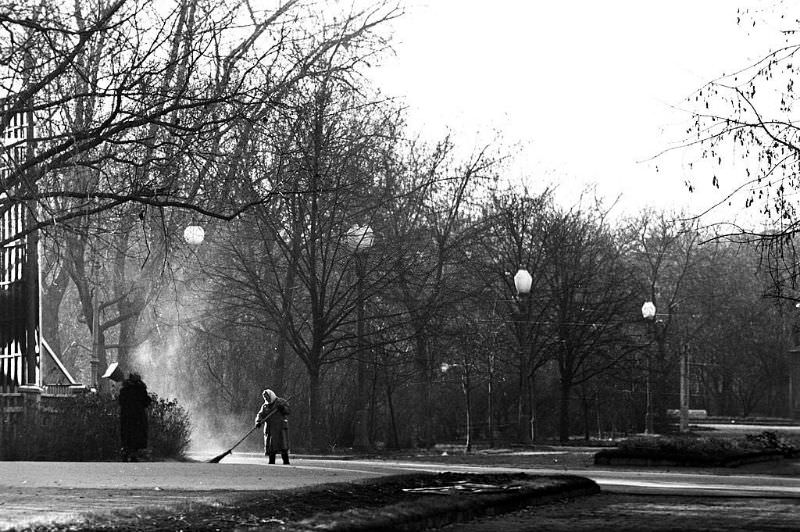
3;454;800;530
435;494;800;531
8;453;799;495
0;459;388;491
195;452;800;497
339;460;800;497
0;457;391;530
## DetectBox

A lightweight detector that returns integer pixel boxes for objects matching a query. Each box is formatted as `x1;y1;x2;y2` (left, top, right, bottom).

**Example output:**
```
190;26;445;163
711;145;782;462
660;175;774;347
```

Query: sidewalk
435;493;800;531
0;460;597;531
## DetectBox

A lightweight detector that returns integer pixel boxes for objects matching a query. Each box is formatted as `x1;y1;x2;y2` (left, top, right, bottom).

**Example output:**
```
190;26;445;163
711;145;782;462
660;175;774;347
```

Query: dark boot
268;453;276;464
281;451;290;465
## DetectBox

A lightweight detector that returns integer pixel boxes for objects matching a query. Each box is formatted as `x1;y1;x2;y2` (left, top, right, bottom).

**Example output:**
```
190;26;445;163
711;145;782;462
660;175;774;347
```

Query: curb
295;475;600;531
594;449;786;468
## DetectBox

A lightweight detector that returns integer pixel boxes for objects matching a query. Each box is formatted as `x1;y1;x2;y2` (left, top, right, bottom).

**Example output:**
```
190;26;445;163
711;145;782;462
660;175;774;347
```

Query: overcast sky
371;0;790;223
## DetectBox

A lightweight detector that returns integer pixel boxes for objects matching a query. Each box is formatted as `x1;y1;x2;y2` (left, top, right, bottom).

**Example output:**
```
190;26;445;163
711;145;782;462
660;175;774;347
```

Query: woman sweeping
254;389;290;465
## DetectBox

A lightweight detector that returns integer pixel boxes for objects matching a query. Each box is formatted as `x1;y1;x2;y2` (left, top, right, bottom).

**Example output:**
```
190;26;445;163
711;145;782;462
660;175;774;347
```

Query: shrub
0;392;191;461
148;396;192;459
744;431;798;456
595;432;798;466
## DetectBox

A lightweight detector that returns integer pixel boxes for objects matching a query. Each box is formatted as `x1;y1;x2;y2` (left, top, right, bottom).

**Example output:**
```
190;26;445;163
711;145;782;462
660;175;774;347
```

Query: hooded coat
119;374;152;451
255;389;290;453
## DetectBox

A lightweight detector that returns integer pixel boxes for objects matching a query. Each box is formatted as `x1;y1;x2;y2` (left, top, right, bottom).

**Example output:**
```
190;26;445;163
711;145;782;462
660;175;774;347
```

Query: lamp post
641;301;656;434
679;343;690;433
346;224;374;450
487;327;498;448
513;268;534;442
642;301;691;433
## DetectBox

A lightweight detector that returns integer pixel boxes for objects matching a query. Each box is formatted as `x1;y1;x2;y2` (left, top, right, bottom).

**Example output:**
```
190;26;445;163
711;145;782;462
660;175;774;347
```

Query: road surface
2;452;799;529
195;451;800;498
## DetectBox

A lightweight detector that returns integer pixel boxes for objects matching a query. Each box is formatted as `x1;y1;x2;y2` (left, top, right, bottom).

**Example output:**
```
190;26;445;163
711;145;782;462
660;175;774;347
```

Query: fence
0;386;91;459
0;203;27;392
0;96;38;392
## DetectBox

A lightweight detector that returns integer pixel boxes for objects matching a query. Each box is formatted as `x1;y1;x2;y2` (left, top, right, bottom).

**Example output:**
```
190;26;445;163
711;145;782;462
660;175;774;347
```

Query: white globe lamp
346;224;374;252
183;225;205;245
513;268;532;295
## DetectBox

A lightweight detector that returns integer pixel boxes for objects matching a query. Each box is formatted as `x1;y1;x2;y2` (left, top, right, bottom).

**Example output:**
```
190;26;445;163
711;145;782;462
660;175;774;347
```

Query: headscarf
262;389;277;404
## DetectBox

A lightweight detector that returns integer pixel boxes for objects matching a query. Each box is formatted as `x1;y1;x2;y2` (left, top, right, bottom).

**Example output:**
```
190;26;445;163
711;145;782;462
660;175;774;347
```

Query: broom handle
231;405;279;451
231;424;260;451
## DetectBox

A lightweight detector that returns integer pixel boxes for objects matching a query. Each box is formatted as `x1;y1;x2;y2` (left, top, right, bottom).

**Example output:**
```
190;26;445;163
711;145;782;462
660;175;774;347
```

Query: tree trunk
353;254;370;449
582;390;590;441
275;230;300;394
412;332;433;448
462;369;472;453
529;370;537;442
558;379;572;443
385;379;399;449
96;328;109;394
116;301;143;372
40;259;69;357
307;365;323;451
517;346;531;443
112;229;147;373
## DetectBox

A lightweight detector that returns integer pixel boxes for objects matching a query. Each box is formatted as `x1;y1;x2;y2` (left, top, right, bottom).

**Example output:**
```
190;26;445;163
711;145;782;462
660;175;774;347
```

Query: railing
0;213;27;392
0;388;90;458
1;95;36;393
0;353;21;393
44;384;75;396
0;392;24;450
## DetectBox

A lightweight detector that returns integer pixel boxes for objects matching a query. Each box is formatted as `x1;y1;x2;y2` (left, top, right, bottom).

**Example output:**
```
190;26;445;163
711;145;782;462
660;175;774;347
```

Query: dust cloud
130;331;260;455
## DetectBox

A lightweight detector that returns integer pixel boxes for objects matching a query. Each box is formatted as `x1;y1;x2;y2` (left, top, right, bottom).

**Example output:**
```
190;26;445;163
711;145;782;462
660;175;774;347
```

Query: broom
208;400;288;463
207;424;260;463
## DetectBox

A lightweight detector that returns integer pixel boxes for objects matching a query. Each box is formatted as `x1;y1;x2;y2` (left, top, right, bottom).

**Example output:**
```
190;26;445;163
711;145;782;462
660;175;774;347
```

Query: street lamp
641;301;656;434
641;301;656;320
513;267;535;442
514;268;532;295
183;225;205;245
642;301;690;433
346;224;373;450
346;224;374;251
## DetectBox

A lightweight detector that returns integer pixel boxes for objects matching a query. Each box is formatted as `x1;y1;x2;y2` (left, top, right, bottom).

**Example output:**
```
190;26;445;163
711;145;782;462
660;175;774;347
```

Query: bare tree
208;69;400;449
676;5;800;282
378;137;498;447
539;204;638;442
0;0;400;242
476;188;554;442
625;211;704;431
1;0;399;379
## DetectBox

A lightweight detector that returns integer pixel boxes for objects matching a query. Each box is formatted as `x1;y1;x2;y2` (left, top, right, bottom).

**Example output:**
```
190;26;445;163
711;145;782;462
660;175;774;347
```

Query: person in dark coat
118;372;152;461
254;389;290;464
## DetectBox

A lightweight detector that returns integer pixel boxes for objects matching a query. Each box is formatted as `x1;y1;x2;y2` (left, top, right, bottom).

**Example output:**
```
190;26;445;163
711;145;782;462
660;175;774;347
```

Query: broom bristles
208;449;232;463
207;424;260;463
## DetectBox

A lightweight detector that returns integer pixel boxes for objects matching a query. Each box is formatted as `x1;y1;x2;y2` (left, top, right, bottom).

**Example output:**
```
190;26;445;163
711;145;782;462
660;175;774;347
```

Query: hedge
0;392;191;461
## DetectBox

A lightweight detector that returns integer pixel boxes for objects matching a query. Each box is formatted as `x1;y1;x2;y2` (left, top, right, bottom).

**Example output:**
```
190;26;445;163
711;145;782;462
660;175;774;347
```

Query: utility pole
91;294;100;390
679;345;689;432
